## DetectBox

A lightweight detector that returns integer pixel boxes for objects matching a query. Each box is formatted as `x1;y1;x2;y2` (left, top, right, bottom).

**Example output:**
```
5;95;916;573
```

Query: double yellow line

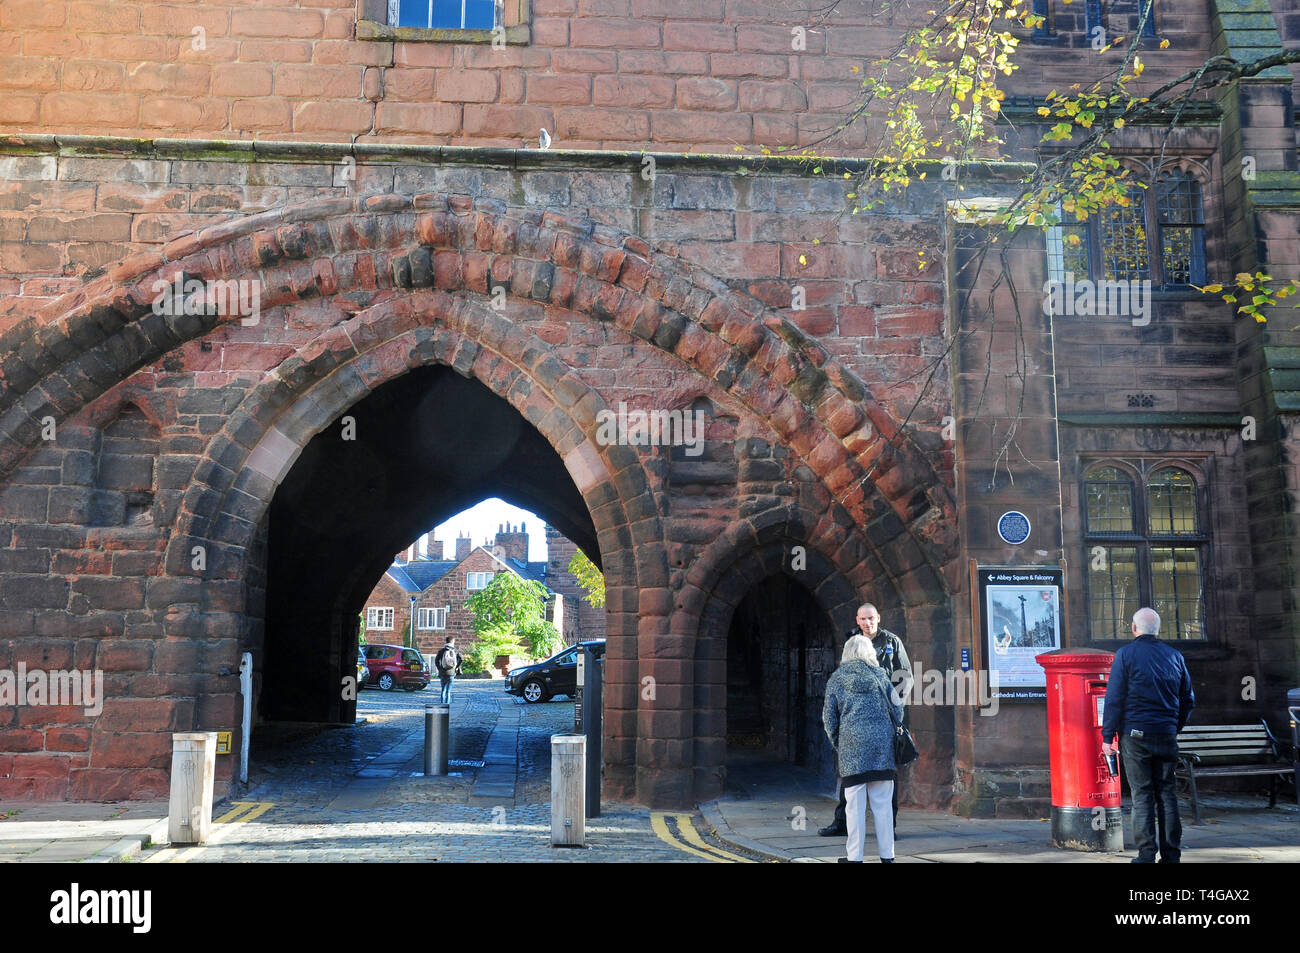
143;801;275;863
650;812;754;863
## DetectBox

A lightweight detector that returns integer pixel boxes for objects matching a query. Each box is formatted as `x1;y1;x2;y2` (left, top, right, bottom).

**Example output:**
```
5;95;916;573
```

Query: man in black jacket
819;603;914;837
1101;607;1195;863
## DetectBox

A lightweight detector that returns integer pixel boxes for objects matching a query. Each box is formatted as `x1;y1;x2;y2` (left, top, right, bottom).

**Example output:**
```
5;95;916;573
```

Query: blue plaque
961;648;971;671
997;510;1031;545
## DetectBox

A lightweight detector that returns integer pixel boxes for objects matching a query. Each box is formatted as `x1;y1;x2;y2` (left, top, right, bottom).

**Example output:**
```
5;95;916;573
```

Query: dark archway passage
725;574;837;788
258;364;599;728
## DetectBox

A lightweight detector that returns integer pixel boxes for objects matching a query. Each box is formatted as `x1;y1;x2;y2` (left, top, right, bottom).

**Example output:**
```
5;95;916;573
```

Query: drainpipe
239;652;253;785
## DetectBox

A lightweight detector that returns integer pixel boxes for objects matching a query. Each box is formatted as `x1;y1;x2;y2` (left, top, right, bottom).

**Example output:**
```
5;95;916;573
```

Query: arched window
1083;462;1207;640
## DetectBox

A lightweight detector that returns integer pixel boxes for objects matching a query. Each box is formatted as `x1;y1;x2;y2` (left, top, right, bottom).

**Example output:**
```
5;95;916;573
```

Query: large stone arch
158;291;665;799
0;193;957;571
0;192;960;806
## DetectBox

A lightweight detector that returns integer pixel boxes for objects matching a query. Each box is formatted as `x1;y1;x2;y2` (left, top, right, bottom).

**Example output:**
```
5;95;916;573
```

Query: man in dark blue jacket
1101;607;1195;863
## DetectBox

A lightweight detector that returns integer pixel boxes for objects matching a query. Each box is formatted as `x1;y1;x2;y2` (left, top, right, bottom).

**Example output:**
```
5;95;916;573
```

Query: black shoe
819;824;846;837
837;857;861;863
880;858;895;863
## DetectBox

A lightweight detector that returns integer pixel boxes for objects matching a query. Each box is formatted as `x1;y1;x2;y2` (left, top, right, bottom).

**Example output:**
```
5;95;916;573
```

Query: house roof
385;560;456;594
385;549;554;597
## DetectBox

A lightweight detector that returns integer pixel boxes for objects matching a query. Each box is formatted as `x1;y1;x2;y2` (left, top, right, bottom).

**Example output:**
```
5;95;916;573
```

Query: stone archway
0;193;959;806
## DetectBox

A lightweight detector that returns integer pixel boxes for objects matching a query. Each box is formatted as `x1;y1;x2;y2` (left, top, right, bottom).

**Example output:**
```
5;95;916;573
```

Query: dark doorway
726;574;837;785
256;365;599;728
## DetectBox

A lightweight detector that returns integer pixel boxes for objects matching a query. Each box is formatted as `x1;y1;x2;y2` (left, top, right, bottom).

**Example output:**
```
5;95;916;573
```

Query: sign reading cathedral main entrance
975;567;1065;700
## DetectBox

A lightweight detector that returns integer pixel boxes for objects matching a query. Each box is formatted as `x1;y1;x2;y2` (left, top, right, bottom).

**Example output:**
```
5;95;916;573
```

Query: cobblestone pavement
136;678;725;863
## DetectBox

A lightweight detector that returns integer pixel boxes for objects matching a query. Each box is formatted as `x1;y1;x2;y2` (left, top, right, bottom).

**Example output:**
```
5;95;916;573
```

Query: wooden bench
1175;720;1297;824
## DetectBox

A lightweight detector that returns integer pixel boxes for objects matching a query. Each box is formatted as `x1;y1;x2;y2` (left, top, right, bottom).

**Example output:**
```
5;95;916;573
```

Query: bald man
1101;607;1195;863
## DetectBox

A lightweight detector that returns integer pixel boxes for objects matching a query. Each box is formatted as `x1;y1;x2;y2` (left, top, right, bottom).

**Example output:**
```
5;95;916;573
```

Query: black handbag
875;676;919;766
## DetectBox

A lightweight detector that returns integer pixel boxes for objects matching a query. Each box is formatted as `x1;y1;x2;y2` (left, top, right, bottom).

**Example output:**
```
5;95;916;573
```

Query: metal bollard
425;704;449;776
168;732;217;845
551;733;586;847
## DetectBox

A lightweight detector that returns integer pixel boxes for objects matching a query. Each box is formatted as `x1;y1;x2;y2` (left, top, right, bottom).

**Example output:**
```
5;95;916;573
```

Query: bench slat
1179;765;1295;778
1179;725;1268;733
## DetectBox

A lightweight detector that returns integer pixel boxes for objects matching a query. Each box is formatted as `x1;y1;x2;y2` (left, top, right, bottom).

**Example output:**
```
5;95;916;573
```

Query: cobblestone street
136;678;728;863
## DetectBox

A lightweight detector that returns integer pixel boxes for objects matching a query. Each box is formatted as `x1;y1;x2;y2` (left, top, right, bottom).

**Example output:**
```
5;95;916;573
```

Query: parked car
506;640;606;703
363;643;431;691
356;647;369;690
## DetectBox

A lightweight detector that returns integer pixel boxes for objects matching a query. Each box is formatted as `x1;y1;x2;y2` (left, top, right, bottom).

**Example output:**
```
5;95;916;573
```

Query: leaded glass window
1042;166;1208;289
1147;467;1198;534
1082;461;1208;641
1098;190;1149;282
1155;171;1207;286
1085;466;1135;534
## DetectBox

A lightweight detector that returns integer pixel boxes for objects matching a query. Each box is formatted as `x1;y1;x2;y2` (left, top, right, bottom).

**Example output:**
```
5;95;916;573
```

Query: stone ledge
0;133;1035;181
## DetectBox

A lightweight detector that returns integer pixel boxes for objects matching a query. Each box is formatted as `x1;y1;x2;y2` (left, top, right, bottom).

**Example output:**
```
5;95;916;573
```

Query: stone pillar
949;210;1064;816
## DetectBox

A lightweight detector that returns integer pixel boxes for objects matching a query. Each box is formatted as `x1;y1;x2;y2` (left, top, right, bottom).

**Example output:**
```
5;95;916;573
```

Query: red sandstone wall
0;0;1222;150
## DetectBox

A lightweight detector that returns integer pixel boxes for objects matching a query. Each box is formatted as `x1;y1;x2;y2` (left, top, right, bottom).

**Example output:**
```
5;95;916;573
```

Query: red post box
1035;648;1123;851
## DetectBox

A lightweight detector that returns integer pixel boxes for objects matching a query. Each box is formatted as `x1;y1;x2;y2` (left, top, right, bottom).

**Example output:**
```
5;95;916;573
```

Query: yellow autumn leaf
798;254;807;266
1037;106;1051;116
1159;39;1169;49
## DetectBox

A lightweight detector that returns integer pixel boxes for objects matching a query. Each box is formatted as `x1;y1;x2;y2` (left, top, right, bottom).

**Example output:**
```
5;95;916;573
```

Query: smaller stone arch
672;506;884;802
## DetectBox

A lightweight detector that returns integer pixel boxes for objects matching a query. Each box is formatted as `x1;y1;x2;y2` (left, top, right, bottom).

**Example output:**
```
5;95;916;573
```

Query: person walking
823;635;902;863
1101;607;1195;863
820;603;913;836
435;636;463;706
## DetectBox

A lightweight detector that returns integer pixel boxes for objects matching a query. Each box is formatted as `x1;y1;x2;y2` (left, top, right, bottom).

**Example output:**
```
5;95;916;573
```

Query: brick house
0;0;1296;811
361;521;593;658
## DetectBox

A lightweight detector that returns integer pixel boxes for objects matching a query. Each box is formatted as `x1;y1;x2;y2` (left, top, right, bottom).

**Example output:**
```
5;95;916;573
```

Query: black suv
506;640;606;703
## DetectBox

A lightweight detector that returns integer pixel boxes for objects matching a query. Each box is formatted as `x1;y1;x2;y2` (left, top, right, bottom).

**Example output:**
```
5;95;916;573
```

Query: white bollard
168;732;217;845
551;733;586;847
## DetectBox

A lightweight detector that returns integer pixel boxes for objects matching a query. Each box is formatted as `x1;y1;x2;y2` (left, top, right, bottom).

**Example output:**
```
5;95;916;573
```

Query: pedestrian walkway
704;757;1300;862
5;688;1295;863
0;801;168;863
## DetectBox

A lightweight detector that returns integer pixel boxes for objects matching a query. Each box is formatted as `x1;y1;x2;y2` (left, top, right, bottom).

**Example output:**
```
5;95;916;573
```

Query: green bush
463;636;523;675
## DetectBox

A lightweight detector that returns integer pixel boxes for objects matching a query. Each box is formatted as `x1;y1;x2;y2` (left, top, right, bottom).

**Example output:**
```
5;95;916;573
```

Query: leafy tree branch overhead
767;0;1299;321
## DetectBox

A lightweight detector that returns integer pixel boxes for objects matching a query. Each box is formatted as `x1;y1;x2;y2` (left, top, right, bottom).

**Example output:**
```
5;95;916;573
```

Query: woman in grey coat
823;634;902;862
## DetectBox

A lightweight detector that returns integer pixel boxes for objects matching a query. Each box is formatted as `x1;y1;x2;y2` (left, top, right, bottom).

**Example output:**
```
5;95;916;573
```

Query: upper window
366;607;395;630
1086;1;1156;38
357;0;528;43
1083;462;1207;641
1047;169;1207;289
466;571;495;590
418;606;449;630
391;0;496;30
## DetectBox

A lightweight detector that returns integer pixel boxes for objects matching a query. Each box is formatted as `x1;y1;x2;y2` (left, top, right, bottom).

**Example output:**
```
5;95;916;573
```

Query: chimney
455;533;472;561
428;537;444;560
494;522;529;563
546;523;576;572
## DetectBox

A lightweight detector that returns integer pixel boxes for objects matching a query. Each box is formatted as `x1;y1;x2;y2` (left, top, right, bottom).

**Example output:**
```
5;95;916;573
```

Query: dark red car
362;643;431;692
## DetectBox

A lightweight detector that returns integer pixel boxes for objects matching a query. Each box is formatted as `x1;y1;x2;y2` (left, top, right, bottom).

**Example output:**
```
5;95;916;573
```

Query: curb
84;819;169;864
698;799;801;863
